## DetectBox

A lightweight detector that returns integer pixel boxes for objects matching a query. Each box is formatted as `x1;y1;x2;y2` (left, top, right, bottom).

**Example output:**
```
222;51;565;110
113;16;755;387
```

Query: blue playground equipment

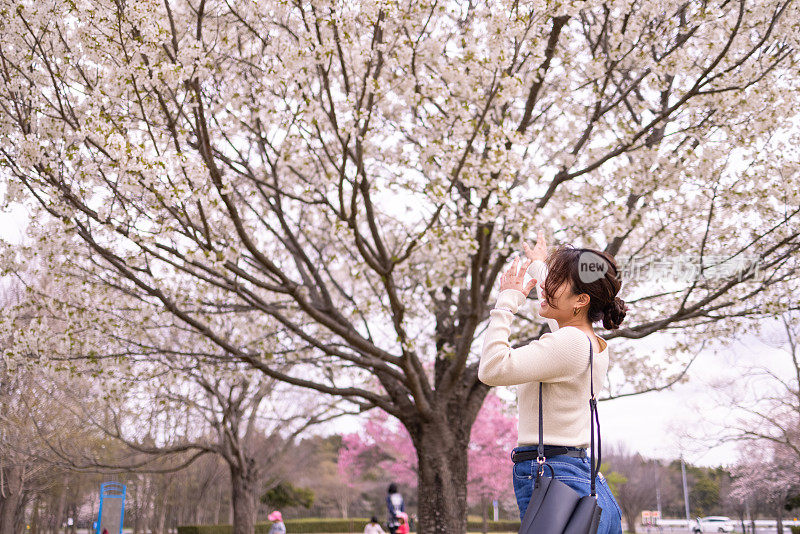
96;482;126;534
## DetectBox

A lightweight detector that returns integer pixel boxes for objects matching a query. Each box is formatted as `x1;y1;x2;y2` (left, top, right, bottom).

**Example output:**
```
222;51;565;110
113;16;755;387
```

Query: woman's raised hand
523;228;548;263
499;256;538;296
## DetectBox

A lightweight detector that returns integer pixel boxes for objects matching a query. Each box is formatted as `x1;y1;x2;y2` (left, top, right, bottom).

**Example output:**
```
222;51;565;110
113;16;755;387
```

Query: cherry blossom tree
95;364;342;534
0;276;343;534
696;312;800;469
727;314;800;453
466;394;517;532
729;442;800;533
0;359;55;534
0;285;101;534
339;392;516;521
1;1;800;531
19;354;345;534
699;312;800;532
339;411;418;491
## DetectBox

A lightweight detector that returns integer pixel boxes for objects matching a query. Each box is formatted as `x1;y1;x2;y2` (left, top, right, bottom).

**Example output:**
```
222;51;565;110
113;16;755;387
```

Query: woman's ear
578;293;591;307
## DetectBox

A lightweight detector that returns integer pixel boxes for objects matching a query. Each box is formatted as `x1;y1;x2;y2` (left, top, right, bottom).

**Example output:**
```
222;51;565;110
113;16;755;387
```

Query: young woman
385;483;405;534
479;230;626;534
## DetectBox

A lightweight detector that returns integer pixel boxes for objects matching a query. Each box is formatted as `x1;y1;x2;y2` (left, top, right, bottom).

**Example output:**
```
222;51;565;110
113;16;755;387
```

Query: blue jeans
512;446;623;534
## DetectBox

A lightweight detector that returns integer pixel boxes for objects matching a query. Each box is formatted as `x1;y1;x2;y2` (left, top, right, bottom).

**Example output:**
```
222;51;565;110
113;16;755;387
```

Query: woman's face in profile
538;277;578;320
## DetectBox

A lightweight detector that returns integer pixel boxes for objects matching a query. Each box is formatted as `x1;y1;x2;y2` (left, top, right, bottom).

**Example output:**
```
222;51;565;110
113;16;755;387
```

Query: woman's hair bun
602;296;628;330
545;244;628;330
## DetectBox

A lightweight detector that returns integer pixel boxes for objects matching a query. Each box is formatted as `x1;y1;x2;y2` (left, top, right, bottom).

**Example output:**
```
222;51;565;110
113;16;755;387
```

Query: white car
692;516;735;533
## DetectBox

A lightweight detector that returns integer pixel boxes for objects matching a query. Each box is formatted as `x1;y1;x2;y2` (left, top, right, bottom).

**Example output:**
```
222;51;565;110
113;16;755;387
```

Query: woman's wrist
495;288;527;313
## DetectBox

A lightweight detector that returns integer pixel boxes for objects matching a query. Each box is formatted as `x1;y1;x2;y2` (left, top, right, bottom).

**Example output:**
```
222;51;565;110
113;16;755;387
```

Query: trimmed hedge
176;527;228;534
178;518;371;534
467;519;521;532
790;526;800;534
177;518;522;533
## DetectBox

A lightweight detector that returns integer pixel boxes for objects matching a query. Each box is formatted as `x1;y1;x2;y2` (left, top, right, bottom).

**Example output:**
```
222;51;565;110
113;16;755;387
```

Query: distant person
385;483;405;534
396;512;410;534
364;515;386;534
268;510;286;534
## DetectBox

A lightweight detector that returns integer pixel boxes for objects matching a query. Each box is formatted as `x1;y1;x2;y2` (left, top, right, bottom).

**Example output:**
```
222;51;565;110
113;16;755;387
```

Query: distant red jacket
396;512;410;534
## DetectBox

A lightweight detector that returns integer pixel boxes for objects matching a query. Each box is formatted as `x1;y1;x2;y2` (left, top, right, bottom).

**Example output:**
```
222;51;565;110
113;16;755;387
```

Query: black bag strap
588;334;600;498
537;381;545;462
536;334;601;498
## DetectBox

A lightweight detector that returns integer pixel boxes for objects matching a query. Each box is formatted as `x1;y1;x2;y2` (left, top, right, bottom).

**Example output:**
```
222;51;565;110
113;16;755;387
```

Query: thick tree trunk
156;501;167;534
132;484;141;534
776;503;784;534
0;465;24;534
414;424;469;534
31;496;41;534
148;496;157;534
623;510;637;534
212;483;222;525
481;496;488;534
13;491;29;534
191;480;201;526
229;464;257;534
54;483;66;534
337;486;349;518
151;491;168;534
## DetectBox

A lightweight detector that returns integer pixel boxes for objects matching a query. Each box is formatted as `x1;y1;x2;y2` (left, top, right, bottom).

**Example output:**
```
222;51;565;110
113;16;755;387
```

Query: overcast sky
599;328;793;467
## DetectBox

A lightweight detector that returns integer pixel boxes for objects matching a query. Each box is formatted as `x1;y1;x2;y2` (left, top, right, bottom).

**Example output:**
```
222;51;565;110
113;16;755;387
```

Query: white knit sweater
478;260;609;448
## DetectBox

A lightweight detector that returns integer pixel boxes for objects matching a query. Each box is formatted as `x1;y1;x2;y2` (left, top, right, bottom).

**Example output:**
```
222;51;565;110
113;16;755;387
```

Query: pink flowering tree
467;394;518;525
339;393;516;522
339;410;419;490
